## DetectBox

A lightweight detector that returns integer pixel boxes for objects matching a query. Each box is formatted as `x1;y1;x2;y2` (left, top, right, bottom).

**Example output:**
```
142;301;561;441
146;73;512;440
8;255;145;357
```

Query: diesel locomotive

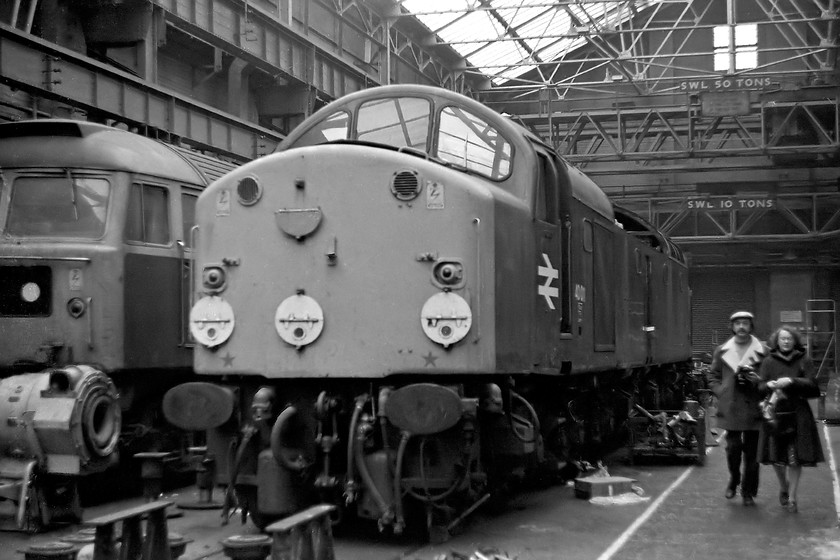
0;119;236;529
163;84;693;537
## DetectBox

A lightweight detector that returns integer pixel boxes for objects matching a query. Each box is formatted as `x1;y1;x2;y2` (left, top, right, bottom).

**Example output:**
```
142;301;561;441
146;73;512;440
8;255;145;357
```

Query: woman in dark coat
757;326;824;513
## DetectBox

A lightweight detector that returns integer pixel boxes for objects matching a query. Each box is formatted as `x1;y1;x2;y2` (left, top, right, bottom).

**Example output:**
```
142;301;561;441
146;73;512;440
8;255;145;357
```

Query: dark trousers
725;430;760;497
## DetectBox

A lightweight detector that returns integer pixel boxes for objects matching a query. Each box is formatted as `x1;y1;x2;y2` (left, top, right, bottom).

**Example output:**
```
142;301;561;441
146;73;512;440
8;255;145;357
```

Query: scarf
720;335;766;373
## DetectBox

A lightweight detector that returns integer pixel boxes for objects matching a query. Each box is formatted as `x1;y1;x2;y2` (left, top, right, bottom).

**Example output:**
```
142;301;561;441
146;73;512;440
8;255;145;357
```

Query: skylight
400;0;638;86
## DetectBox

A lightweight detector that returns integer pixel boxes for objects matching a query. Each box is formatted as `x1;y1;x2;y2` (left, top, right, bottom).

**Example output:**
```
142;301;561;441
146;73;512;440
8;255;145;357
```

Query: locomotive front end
167;86;550;537
188;144;494;379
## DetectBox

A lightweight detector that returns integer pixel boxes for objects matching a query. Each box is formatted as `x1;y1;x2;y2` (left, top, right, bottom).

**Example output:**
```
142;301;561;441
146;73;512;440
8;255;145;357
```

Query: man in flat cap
707;311;769;506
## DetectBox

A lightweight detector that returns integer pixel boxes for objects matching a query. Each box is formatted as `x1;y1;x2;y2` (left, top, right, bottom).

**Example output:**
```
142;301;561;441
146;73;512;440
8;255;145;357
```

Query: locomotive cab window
437;106;511;180
292;111;350;147
181;193;198;249
357;97;430;149
535;152;558;222
5;174;109;239
125;183;170;245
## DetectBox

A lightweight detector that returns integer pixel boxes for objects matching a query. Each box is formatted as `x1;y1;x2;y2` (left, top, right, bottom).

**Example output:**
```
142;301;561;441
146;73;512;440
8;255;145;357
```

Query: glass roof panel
401;0;655;86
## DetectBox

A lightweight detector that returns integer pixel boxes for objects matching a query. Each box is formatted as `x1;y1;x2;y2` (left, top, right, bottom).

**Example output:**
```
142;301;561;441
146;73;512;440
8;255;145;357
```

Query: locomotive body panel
193;146;500;377
0;238;127;372
0;121;232;379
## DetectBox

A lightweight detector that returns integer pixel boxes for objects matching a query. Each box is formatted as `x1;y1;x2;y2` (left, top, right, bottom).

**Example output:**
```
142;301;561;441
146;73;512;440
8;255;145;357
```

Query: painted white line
596;465;694;560
821;423;840;524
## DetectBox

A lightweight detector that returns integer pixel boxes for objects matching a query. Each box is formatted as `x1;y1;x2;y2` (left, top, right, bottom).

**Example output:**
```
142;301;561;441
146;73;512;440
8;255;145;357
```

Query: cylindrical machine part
256;449;307;516
0;365;121;475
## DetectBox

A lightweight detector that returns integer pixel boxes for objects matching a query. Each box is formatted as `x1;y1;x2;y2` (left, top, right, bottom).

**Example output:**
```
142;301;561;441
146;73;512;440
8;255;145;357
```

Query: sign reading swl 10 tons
686;197;774;210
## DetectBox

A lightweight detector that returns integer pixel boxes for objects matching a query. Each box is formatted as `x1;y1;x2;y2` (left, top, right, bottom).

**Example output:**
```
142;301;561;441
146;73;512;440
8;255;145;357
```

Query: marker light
433;261;463;287
202;266;226;291
21;282;41;302
67;297;87;318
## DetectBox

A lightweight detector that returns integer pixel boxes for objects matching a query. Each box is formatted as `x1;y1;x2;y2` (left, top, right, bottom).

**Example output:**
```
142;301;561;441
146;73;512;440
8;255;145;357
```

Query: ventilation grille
237;176;261;205
391;170;422;201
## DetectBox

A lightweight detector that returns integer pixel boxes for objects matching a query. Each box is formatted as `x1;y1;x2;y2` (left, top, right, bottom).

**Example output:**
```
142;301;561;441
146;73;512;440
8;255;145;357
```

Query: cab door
532;149;563;371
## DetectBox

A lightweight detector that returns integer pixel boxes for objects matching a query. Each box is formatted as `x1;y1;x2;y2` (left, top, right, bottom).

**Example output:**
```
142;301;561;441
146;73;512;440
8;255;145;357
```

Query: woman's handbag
760;391;779;429
760;390;796;434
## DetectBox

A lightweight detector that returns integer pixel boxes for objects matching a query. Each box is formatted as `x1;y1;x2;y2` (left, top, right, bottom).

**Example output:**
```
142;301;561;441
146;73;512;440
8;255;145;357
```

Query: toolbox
574;476;637;499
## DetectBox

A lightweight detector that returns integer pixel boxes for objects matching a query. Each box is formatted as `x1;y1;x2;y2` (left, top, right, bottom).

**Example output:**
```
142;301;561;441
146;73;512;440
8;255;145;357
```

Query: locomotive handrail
85;297;94;349
177;240;187;348
0;255;91;262
188;225;199;335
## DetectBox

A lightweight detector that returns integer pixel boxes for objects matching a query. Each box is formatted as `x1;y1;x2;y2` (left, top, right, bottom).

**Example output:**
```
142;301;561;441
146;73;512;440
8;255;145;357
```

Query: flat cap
729;310;754;321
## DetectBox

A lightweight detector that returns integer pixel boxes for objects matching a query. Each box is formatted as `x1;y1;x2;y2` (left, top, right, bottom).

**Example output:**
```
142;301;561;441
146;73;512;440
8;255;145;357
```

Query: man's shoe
725;487;736;499
743;495;755;506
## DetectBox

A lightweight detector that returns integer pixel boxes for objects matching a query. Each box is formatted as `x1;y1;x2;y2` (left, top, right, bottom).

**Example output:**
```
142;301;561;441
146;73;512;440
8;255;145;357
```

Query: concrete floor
3;423;840;560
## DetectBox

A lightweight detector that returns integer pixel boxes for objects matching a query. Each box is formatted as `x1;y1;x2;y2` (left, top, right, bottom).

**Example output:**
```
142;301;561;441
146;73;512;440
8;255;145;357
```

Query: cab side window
437;106;512;180
535;152;558;222
126;184;170;245
181;193;198;248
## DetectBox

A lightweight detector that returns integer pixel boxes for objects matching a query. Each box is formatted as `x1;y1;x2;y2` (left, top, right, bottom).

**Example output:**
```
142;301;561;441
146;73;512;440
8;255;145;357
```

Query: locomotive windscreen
285;93;513;182
5;175;109;238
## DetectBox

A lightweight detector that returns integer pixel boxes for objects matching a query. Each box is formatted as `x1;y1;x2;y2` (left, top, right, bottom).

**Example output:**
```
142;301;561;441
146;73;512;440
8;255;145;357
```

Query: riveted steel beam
613;193;840;243
0;22;282;161
153;0;472;100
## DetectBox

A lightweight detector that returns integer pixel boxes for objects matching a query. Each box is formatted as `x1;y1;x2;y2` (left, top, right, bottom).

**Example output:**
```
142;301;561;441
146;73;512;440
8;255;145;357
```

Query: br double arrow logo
538;253;558;310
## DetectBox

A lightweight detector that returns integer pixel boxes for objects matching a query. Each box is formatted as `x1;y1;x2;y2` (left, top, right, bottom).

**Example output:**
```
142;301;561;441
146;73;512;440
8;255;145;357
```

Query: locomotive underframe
201;362;695;539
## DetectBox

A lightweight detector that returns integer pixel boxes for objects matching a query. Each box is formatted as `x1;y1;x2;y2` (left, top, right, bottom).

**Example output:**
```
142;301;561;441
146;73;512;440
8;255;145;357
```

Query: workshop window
714;24;757;71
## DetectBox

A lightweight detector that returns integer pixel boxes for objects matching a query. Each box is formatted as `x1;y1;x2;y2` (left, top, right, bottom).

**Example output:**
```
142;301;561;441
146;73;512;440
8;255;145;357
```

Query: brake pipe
353;416;393;529
344;395;367;504
393;430;411;534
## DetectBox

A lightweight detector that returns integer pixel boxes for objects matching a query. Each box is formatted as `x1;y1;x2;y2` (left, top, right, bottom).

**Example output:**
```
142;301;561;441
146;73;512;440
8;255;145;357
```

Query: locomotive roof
0;119;235;185
280;84;614;220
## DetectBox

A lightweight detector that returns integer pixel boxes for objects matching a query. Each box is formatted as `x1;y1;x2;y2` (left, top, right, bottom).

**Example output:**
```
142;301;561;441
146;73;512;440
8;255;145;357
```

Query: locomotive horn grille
390;170;422;201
